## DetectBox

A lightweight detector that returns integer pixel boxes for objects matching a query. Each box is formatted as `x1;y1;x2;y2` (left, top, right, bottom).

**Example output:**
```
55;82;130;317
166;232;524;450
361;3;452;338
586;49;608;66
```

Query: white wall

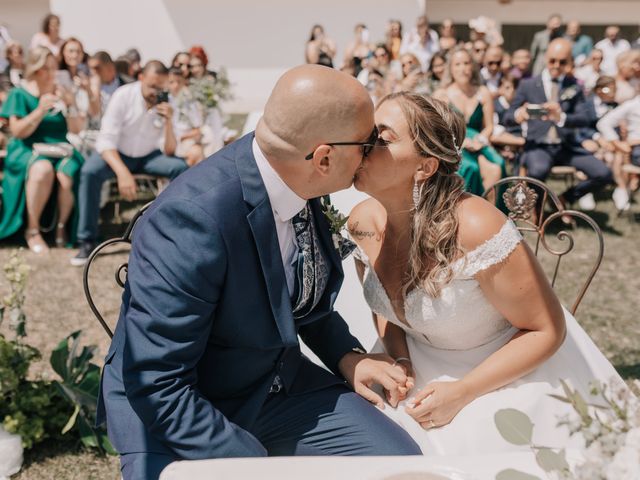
2;0;50;49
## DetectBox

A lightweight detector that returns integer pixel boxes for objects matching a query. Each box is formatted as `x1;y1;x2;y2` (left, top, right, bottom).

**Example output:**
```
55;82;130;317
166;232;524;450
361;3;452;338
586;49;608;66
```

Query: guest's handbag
32;142;74;159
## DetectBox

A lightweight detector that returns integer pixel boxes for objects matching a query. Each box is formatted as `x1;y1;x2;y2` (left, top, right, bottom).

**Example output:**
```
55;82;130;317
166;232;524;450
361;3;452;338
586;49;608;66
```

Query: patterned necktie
291;204;329;319
547;79;561;143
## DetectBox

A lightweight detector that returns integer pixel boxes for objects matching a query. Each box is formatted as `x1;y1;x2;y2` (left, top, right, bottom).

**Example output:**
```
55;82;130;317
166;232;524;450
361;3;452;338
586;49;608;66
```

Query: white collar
542;69;565;85
252;137;306;222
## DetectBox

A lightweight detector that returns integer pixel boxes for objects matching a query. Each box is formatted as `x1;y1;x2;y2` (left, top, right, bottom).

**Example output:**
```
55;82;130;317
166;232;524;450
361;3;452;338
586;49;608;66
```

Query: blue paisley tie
291;204;329;319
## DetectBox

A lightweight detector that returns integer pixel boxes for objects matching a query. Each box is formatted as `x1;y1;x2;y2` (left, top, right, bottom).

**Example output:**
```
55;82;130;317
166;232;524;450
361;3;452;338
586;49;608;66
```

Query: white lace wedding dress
357;219;624;456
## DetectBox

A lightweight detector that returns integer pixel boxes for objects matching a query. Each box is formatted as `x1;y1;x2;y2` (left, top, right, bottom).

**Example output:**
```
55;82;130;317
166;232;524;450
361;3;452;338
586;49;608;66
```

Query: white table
160;453;556;480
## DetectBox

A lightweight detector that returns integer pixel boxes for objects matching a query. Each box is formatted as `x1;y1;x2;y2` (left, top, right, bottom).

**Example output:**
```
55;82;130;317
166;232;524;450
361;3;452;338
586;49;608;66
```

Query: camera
526;104;549;119
155;90;169;105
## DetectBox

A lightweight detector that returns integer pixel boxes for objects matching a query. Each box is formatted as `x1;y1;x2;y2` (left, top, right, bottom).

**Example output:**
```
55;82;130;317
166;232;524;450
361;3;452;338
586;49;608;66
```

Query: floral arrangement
188;67;233;124
320;196;356;260
494;378;640;480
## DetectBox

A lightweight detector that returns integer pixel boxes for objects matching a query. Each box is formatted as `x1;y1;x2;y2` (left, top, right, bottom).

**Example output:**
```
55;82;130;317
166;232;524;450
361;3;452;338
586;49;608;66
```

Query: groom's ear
310;145;332;175
415;156;439;182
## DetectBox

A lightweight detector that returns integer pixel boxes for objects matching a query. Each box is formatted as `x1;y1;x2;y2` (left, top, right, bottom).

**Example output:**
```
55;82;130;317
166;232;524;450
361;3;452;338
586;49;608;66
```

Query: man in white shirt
399;15;440;72
595;26;631;76
72;60;188;265
481;46;504;97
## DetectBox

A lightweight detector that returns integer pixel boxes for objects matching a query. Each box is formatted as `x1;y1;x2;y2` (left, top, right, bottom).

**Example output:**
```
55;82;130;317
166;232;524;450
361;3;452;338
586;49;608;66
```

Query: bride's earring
413;179;421;208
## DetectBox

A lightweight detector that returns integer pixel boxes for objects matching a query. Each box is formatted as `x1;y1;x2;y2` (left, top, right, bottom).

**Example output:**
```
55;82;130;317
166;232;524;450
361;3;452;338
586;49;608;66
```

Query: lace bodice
357;220;523;351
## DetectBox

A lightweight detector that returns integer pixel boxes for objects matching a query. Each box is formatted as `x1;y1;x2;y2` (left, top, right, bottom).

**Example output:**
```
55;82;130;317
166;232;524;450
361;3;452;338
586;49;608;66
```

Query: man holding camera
71;60;188;266
505;38;613;208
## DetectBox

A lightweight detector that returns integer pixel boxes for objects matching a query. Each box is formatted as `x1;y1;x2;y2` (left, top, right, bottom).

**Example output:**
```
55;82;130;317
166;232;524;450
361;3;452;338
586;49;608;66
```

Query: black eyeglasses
548;58;569;66
304;126;379;160
486;61;501;66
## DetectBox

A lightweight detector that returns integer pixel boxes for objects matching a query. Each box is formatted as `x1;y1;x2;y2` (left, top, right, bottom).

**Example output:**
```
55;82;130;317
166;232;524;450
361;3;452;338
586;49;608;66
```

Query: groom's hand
338;352;410;409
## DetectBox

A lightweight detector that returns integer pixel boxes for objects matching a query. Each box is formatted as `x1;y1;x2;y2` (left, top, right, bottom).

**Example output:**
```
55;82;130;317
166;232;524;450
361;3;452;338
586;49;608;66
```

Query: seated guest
30;14;64;57
501;51;512;76
575;76;628;209
510;49;532;80
87;51;131;118
434;46;506;195
481;45;504;97
426;51;447;94
492;75;525;167
58;37;100;119
470;38;488;67
0;47;84;253
1;42;24;89
168;68;204;166
505;38;614;208
71;61;188;265
188;45;217;81
574;48;604;94
438;18;457;52
400;15;440;72
395;53;430;94
597;93;640;197
122;48;142;78
171;51;191;79
343;24;375;76
614;50;640;104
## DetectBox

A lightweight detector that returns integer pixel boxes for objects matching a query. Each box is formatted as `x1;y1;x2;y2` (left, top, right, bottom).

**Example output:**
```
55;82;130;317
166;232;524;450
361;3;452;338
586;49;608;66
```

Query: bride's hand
405;380;473;429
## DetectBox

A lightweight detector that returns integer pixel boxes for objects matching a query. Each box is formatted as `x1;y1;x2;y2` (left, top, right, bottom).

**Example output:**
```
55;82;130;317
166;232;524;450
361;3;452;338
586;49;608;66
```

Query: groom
98;64;421;479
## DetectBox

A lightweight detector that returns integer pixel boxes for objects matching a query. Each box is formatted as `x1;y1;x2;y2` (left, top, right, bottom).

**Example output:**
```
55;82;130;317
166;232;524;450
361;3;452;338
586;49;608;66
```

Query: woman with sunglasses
433;47;506;196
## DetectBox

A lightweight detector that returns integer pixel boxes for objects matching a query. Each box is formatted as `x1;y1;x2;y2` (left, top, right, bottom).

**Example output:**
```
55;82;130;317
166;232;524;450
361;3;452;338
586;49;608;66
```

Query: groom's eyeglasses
304;126;379;160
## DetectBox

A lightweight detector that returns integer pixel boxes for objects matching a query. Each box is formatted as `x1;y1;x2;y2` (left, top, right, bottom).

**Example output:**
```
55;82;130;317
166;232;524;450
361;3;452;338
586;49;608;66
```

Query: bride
348;91;624;455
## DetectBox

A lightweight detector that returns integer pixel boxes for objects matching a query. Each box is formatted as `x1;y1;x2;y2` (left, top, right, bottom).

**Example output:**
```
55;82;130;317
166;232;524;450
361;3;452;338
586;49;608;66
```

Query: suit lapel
236;133;297;346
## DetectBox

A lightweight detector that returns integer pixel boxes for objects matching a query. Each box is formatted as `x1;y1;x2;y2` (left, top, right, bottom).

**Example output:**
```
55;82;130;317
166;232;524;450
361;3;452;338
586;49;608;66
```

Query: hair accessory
451;133;463;157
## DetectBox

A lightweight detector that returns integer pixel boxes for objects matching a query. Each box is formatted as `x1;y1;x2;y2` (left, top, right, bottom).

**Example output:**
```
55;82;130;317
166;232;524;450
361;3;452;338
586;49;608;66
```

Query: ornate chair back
83;202;153;338
483;176;604;315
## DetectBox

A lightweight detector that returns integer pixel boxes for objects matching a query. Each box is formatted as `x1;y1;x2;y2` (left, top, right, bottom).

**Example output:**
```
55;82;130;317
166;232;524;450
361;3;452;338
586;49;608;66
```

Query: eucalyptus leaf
535;447;570;472
494;409;534;445
496;469;542;480
548;394;572;404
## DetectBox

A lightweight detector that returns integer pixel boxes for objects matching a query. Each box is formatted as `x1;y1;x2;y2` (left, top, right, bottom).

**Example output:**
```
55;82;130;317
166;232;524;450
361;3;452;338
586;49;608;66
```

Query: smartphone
156;90;169;105
526;104;549;119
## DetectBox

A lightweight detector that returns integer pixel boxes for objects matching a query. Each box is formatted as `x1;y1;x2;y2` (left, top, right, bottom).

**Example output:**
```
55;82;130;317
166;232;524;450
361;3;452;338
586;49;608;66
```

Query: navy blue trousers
120;385;421;480
521;143;613;202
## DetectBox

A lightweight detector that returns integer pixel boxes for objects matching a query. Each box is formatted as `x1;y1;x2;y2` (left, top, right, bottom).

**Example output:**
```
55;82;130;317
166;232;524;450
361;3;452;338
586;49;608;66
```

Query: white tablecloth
160;453;562;480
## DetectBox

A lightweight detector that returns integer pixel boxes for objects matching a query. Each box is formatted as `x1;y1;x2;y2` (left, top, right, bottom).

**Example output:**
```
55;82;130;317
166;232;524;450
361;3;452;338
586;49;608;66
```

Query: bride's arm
406;198;566;428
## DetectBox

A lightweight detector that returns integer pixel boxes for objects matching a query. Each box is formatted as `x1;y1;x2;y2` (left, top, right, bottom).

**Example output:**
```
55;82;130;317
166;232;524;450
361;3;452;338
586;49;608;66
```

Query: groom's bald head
257;64;373;157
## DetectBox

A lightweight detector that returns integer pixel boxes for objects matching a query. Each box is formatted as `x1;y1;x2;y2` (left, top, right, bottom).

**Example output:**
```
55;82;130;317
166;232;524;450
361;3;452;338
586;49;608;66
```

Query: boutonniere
560;85;579;102
320;195;357;260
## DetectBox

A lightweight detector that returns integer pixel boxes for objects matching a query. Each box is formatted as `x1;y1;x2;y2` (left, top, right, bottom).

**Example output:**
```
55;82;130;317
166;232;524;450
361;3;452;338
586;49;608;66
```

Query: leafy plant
50;331;116;454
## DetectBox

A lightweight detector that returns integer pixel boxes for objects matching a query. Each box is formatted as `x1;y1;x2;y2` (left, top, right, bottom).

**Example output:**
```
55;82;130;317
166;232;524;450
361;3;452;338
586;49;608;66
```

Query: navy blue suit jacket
504;74;591;147
574;95;617;144
97;133;364;459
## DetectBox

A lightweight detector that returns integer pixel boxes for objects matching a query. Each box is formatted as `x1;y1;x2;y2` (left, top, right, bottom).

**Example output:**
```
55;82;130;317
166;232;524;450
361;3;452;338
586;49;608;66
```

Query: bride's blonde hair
378;92;466;298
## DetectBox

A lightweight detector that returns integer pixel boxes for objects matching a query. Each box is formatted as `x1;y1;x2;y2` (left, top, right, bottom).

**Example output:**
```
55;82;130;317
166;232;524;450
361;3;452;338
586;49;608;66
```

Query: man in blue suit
98;65;421;479
505;38;613;206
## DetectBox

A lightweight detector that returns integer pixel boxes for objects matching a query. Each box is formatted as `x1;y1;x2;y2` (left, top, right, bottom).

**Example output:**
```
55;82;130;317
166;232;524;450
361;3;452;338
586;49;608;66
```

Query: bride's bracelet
392;357;412;367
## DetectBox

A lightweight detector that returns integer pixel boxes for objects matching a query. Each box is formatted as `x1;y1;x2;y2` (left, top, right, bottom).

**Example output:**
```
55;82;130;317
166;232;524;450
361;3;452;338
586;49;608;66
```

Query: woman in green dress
434;47;506;196
0;47;84;253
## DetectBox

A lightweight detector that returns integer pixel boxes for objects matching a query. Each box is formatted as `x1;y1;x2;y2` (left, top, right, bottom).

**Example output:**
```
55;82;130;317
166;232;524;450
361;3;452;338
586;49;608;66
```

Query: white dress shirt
253;138;306;296
95;81;165;157
399;28;440;72
480;67;501;93
597;96;640;141
594;38;631;75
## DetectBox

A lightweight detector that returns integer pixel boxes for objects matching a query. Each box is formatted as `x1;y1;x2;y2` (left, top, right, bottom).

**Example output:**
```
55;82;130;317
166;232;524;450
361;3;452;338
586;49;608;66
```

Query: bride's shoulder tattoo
348;221;382;241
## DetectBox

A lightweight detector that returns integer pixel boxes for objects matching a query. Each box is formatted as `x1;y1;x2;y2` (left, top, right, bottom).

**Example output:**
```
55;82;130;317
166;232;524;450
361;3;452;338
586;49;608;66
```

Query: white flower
605;444;640;479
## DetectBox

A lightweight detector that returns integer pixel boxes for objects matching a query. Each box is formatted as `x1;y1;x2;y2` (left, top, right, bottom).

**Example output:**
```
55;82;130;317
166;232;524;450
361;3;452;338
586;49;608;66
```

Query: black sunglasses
305;126;379;160
486;61;501;66
548;58;569;66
